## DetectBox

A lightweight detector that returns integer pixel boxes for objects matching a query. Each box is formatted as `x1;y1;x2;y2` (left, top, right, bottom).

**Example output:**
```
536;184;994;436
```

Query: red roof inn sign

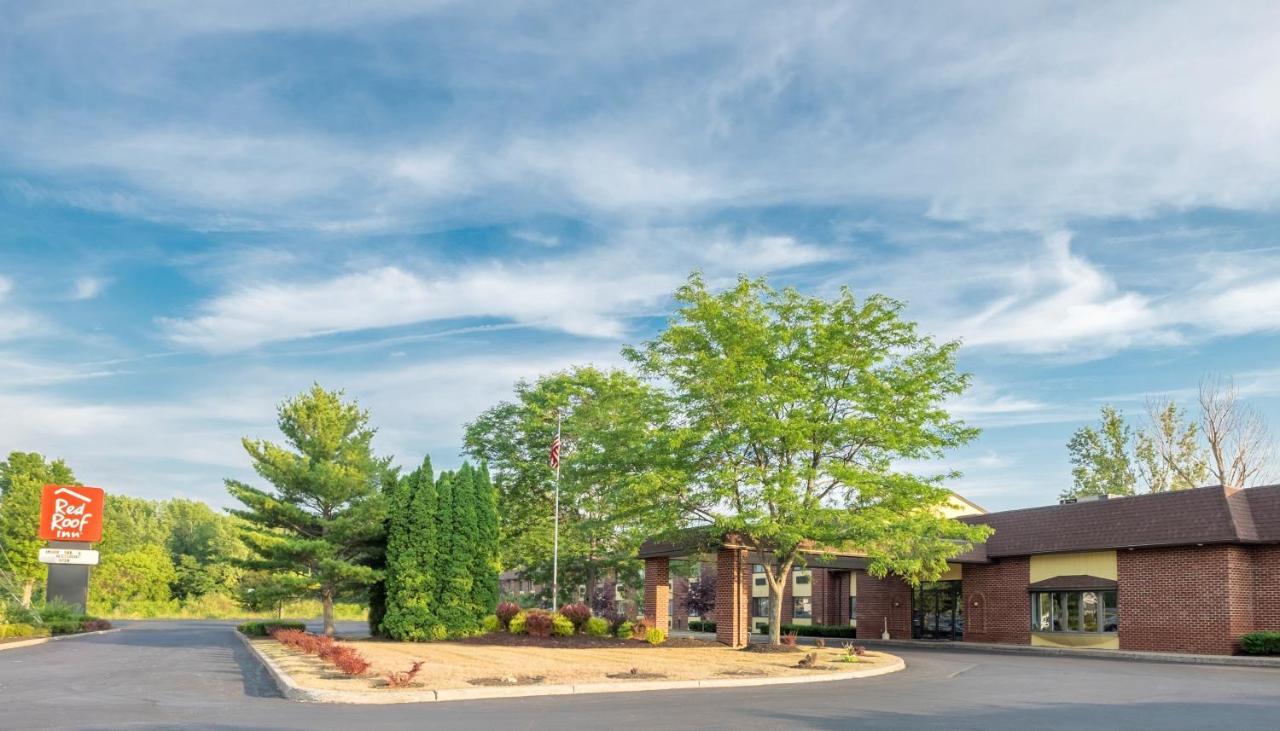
39;485;105;543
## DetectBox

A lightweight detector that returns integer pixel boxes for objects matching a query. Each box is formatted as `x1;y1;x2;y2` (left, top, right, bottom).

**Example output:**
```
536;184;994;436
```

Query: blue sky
2;1;1279;511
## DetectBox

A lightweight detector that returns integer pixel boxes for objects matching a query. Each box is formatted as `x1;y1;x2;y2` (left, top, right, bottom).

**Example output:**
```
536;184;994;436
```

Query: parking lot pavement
0;621;1276;730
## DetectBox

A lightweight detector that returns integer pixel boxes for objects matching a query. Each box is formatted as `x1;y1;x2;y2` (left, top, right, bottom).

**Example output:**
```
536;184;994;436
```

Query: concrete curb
847;638;1280;669
0;627;122;653
236;632;906;704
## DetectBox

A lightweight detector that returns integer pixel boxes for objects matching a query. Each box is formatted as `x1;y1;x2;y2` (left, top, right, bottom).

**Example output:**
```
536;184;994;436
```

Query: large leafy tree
1136;399;1208;493
464;366;670;607
625;274;990;645
227;385;390;636
0;453;76;607
1063;406;1137;499
163;499;246;600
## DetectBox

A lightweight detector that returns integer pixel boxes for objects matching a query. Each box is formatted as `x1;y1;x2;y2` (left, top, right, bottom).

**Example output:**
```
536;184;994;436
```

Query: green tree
381;457;442;640
625;274;990;645
99;495;170;556
0;453;76;607
464;366;670;607
227;384;390;636
163;498;246;599
1136;399;1209;492
1064;406;1137;499
434;466;479;635
91;544;178;610
471;462;499;614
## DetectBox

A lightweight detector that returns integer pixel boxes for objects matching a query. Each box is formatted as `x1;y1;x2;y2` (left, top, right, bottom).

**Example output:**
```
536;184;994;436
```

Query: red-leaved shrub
558;602;592;632
523;609;554;638
329;646;372;676
271;629;369;676
496;602;521;630
385;660;426;688
81;619;112;632
781;631;798;647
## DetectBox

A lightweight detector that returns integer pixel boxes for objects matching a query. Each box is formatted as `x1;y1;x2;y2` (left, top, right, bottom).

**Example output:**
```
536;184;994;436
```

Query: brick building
640;484;1280;655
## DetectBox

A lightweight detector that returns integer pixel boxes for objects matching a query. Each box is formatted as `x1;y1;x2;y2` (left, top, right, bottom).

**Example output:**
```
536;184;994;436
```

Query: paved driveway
0;621;1276;730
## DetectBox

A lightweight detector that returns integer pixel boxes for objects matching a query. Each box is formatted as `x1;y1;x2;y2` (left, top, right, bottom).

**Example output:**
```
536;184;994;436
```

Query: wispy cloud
160;232;835;351
8;3;1280;231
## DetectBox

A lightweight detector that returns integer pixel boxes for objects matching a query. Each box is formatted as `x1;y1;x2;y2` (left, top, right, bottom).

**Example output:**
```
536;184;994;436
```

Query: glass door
912;581;963;640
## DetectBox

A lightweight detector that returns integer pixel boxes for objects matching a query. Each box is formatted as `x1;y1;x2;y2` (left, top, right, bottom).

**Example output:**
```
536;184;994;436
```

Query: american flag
549;434;561;469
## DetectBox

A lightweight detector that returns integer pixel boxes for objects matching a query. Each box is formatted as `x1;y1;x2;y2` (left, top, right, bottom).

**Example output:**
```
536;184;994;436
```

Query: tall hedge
471;463;499;614
382;457;442;641
435;467;479;635
382;458;499;640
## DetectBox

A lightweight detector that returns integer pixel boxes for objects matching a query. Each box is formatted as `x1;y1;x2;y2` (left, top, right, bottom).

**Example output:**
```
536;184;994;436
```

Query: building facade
641;484;1280;655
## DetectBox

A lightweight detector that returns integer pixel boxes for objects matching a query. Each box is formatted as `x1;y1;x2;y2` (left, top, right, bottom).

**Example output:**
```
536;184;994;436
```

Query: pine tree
471;462;499;615
382;457;443;640
227;385;389;636
0;453;77;607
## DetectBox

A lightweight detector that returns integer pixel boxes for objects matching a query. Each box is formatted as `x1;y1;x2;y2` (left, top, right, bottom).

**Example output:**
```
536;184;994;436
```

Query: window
1031;590;1118;633
849;596;857;626
794;573;810;585
751;597;771;618
754;576;766;587
752;564;764;574
792;596;812;619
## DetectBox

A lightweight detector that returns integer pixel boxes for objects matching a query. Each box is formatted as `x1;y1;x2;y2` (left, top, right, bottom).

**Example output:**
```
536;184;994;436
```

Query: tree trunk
769;581;784;646
322;590;335;637
21;579;34;609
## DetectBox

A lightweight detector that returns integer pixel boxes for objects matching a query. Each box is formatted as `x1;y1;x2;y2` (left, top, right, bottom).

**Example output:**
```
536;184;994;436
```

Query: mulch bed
742;643;805;654
605;669;669;680
468;674;545;687
456;633;718;650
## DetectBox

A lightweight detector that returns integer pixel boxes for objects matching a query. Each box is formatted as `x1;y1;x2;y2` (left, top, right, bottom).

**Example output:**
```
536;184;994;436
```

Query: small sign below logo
38;484;105;543
38;548;100;566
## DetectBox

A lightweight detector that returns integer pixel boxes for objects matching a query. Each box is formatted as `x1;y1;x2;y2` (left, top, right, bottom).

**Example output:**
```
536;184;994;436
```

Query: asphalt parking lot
0;621;1276;730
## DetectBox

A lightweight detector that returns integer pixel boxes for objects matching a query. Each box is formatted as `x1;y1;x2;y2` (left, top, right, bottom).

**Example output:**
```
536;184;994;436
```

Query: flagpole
551;411;561;610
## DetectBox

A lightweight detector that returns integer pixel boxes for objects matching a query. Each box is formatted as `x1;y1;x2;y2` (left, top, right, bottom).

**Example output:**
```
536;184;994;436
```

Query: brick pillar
643;557;670;630
855;571;912;639
715;548;751;647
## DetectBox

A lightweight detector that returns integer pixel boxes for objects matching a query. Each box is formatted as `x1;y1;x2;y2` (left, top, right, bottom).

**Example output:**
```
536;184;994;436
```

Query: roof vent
1059;494;1110;505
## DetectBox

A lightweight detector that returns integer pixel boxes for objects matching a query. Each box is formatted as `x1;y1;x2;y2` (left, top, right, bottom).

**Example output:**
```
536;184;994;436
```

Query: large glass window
751;597;770;617
1032;590;1118;633
794;573;811;585
792;597;812;619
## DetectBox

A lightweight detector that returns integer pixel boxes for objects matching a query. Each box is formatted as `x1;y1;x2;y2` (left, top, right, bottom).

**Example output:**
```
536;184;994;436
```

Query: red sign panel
38;485;105;543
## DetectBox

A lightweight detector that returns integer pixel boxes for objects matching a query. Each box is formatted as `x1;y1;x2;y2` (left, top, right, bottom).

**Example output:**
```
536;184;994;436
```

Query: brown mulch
605;669;669;680
455;633;718;650
742;643;805;654
467;674;546;687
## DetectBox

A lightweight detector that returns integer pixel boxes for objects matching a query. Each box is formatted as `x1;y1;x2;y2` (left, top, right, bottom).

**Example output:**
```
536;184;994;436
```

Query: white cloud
72;276;108;300
10;3;1280;231
161;232;836;352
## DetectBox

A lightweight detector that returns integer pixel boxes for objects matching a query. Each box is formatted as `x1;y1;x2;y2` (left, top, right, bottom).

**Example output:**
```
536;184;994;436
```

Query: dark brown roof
1027;575;1117;591
960;484;1280;557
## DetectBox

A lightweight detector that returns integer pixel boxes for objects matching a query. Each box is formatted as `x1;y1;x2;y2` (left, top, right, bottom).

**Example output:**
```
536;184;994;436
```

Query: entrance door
912;580;963;640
